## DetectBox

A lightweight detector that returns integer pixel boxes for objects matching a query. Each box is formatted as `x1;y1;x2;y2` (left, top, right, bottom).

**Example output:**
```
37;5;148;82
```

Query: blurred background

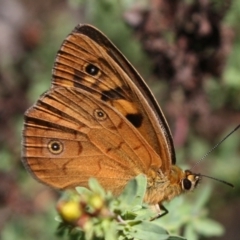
0;0;240;239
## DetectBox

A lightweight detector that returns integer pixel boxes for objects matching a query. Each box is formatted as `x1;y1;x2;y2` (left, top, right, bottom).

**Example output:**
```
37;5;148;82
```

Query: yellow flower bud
89;194;104;210
57;200;82;223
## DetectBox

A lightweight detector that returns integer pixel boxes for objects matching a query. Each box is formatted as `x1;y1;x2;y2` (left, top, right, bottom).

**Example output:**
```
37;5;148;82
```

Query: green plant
55;175;224;240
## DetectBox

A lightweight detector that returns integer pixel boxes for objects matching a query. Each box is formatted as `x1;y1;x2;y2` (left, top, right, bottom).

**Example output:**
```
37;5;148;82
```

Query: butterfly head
181;170;201;191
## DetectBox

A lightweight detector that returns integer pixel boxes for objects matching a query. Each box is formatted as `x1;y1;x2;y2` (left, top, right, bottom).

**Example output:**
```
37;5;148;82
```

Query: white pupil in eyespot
97;111;104;117
52;142;60;151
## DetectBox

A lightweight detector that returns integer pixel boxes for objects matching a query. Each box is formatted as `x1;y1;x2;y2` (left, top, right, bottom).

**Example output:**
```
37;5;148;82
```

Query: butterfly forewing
52;24;176;173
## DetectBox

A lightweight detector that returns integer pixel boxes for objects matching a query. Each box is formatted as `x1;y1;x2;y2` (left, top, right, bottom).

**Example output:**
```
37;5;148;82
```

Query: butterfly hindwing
22;87;162;192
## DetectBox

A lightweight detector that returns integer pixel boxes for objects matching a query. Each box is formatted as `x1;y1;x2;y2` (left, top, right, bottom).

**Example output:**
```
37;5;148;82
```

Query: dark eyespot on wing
101;87;124;101
85;64;99;76
126;113;143;128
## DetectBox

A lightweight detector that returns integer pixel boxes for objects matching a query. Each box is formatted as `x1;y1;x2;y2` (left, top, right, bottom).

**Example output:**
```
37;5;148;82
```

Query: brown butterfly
22;24;201;211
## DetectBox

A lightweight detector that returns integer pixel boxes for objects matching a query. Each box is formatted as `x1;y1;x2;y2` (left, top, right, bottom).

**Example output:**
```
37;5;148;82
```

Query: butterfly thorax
145;166;201;205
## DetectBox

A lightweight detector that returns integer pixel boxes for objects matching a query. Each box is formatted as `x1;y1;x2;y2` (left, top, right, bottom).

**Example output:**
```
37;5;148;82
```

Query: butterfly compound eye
48;140;63;155
183;178;192;190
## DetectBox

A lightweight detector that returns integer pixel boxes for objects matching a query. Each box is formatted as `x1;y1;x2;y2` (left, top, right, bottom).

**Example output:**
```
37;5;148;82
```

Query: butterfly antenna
191;124;240;170
200;174;234;188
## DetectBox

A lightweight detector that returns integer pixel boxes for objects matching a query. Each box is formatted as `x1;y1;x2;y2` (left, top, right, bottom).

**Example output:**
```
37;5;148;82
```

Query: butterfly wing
22;87;162;193
52;24;176;173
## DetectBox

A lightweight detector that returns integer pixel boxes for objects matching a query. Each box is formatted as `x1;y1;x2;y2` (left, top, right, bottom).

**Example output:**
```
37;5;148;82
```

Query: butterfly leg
150;204;169;221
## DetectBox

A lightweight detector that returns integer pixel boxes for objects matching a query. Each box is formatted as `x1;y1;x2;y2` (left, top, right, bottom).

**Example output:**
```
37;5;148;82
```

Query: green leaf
193;219;224;237
118;174;147;207
192;184;211;211
168;236;187;240
75;186;92;196
184;224;198;240
88;178;106;197
129;221;169;240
